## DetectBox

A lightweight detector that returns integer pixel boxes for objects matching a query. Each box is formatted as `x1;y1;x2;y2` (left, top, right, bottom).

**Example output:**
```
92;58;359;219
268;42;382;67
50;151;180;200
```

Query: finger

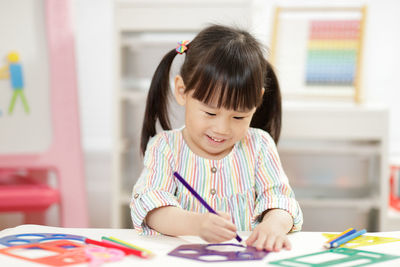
220;227;237;240
203;234;223;243
253;234;267;251
200;227;228;243
246;231;258;246
215;212;237;232
217;211;232;221
273;236;284;252
264;235;276;251
208;228;236;242
212;216;237;232
210;220;236;238
282;237;292;250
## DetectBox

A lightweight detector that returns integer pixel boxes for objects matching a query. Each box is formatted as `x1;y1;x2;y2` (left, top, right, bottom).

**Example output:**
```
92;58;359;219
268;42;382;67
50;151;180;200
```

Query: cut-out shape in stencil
207;244;247;252
176;249;198;254
269;247;400;267
0;240;88;266
9;247;59;259
168;243;269;262
198;255;228;261
322;233;400;248
0;233;86;247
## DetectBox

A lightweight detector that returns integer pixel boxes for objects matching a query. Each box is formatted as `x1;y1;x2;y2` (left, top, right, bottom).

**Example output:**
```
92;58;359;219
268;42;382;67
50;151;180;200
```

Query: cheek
184;108;198;124
234;121;251;137
185;113;206;132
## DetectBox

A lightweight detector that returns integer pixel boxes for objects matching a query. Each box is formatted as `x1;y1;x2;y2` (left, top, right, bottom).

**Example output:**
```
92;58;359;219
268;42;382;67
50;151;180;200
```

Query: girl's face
174;76;256;160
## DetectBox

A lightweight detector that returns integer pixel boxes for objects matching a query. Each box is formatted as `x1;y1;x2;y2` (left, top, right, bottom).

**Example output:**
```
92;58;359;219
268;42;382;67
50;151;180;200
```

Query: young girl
130;25;303;252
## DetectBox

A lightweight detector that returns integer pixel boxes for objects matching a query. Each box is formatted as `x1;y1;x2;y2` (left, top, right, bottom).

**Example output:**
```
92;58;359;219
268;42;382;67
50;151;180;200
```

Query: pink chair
0;0;88;227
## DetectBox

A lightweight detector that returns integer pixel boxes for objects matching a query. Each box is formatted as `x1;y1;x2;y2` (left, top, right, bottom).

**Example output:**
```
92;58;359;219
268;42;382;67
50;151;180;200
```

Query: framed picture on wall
0;0;52;153
270;6;367;103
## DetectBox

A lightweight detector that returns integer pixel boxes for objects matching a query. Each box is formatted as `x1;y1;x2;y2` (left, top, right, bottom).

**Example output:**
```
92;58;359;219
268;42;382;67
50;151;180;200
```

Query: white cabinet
278;102;391;231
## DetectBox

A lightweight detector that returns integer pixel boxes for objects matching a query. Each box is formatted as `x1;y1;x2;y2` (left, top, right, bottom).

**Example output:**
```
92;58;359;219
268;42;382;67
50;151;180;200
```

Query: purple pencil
173;171;243;243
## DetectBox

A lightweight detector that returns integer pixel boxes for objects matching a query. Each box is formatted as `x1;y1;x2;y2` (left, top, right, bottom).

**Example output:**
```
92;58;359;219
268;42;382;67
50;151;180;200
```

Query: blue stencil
0;233;86;247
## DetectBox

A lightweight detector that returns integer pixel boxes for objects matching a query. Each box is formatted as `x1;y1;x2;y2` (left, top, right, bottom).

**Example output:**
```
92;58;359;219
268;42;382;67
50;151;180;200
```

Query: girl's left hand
245;209;293;252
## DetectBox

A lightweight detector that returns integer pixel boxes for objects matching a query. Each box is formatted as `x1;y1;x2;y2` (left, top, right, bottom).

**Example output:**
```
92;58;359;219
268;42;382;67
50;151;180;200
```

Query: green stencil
269;247;400;267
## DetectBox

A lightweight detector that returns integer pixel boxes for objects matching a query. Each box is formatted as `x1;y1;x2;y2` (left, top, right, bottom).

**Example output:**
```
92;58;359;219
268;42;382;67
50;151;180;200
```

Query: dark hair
140;24;281;155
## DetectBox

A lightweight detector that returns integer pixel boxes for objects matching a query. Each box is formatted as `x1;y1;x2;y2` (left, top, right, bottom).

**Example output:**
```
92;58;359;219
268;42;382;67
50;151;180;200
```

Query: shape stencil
168;243;269;262
270;247;400;267
322;233;400;248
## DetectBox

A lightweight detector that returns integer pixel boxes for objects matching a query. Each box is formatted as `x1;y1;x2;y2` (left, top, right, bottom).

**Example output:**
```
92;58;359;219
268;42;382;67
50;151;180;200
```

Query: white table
0;225;400;266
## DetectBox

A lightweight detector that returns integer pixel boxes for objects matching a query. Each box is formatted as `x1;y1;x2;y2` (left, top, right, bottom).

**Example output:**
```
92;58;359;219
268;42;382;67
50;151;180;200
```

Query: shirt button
134;193;139;199
210;188;216;195
211;167;217;173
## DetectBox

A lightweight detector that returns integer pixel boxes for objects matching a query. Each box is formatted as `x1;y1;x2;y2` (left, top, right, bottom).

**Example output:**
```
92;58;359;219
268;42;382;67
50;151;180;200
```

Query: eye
233;116;244;120
205;112;216;116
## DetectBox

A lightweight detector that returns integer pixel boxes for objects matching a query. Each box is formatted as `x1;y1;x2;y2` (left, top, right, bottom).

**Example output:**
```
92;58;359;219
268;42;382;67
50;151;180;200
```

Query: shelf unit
279;102;391;231
112;0;251;228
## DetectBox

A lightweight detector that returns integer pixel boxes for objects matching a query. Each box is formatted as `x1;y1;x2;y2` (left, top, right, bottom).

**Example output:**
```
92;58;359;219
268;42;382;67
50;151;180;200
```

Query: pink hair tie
176;40;189;54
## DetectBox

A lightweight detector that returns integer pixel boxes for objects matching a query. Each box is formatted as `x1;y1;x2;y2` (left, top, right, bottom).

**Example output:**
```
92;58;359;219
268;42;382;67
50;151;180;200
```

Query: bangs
185;45;264;111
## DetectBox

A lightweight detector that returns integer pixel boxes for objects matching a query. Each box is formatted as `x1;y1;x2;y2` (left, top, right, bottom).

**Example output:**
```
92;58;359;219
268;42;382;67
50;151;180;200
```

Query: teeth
210;136;223;142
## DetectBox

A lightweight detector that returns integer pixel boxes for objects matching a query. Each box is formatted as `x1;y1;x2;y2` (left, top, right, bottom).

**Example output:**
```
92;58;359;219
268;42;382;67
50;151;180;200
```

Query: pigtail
140;49;178;155
250;61;282;144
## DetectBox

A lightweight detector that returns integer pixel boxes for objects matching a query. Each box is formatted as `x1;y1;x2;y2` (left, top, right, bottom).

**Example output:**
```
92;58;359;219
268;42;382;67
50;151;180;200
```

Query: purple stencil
168;243;269;262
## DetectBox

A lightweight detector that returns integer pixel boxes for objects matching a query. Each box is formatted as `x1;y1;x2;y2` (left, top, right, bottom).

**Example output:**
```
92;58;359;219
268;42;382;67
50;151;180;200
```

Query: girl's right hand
197;212;237;243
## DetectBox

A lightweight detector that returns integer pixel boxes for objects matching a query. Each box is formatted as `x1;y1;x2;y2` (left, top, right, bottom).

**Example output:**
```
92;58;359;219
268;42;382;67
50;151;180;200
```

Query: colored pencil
331;229;367;248
101;239;153;258
324;228;356;248
173;171;243;243
325;228;354;243
101;236;154;256
84;238;148;258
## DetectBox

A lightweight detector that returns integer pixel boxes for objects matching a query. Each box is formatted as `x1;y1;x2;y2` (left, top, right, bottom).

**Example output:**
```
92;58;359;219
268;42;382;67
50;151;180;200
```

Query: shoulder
145;128;182;155
244;128;276;148
234;128;277;159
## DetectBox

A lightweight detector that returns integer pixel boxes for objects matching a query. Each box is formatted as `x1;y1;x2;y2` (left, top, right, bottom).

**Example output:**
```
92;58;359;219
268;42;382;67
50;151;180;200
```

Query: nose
214;117;231;135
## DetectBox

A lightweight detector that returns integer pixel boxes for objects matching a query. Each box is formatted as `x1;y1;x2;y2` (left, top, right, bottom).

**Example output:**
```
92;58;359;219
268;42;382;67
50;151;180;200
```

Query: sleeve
252;132;303;232
130;133;181;235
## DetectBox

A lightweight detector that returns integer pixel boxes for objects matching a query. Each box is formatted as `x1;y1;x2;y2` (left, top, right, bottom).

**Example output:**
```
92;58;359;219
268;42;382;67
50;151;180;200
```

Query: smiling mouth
207;135;225;143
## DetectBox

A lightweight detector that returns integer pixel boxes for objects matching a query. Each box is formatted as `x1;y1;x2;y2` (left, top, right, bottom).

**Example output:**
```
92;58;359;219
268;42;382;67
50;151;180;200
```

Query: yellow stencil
323;233;400;248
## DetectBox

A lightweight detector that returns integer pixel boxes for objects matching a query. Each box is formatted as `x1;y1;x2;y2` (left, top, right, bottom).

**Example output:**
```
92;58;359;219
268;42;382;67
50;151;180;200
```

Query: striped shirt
130;127;303;235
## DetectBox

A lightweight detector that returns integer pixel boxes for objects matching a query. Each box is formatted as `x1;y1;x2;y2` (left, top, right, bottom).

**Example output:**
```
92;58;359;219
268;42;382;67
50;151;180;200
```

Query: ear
174;75;186;106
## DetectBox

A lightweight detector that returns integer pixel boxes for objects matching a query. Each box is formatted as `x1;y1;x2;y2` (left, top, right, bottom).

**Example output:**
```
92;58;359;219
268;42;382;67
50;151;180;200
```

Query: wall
72;0;113;227
73;0;113;152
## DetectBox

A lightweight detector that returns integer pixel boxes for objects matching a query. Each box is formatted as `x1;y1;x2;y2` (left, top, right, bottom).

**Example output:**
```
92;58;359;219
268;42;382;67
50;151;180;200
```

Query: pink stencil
0;240;88;266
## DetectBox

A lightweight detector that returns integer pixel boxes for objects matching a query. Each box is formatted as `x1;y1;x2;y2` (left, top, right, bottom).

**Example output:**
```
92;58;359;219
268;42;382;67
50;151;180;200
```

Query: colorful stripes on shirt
130;127;303;235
